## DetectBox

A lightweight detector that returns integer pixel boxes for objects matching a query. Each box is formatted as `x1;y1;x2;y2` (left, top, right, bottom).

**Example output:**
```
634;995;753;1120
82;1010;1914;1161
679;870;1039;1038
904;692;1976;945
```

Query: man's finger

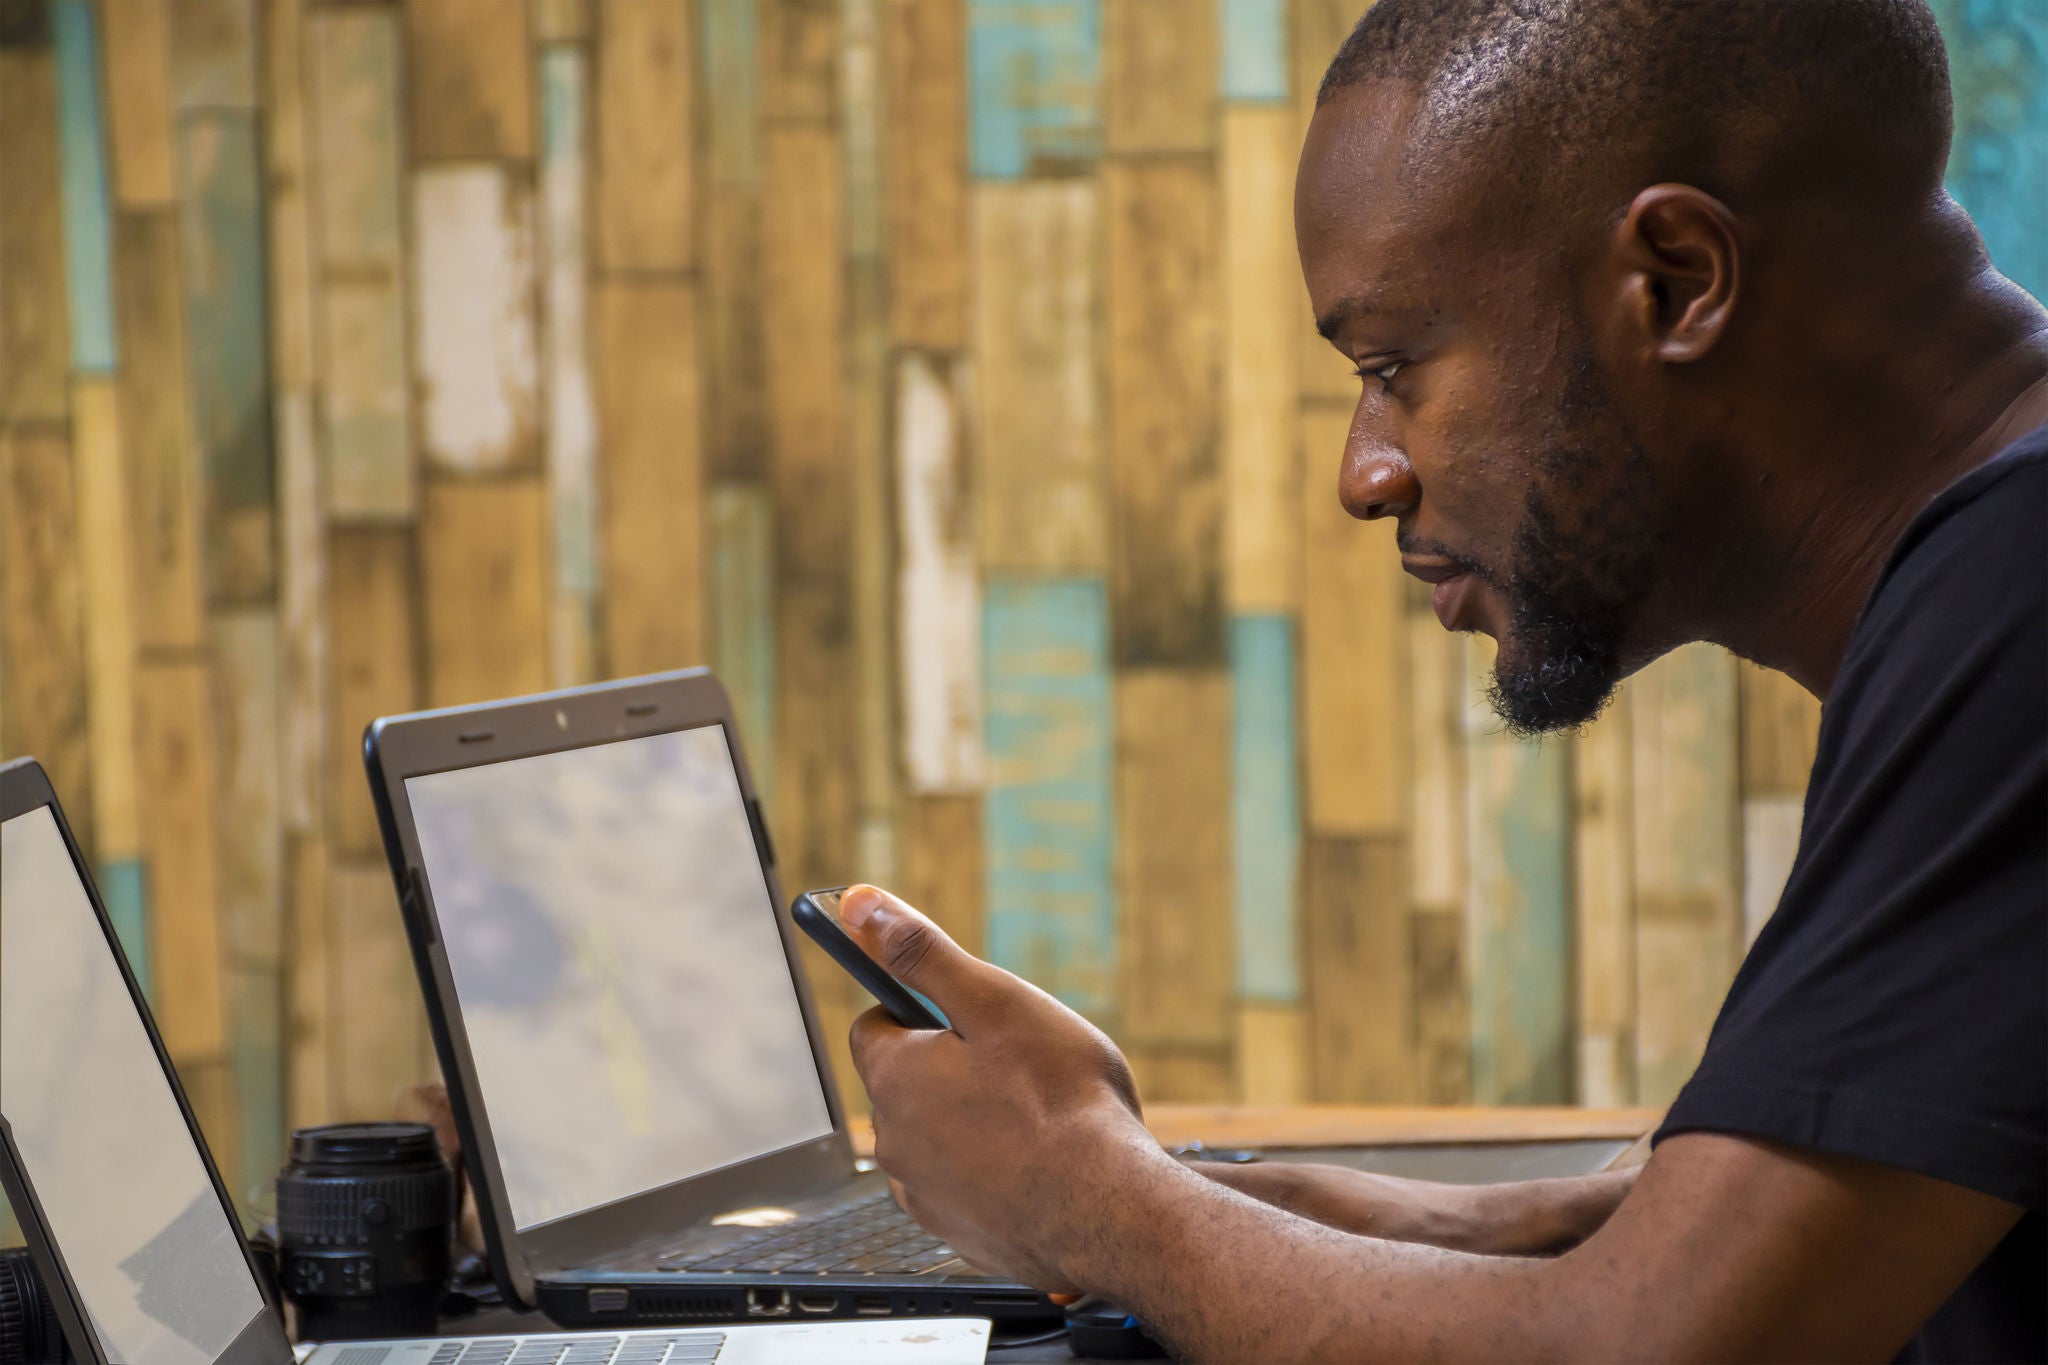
840;884;998;1031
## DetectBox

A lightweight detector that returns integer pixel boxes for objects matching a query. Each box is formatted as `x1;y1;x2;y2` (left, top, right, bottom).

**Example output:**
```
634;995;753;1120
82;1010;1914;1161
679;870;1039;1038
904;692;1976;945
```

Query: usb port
586;1287;629;1314
854;1295;890;1316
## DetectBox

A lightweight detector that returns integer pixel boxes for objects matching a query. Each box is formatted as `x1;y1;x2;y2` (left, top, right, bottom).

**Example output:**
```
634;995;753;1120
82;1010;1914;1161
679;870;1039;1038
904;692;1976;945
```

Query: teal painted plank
52;0;116;372
231;964;285;1209
1219;0;1287;102
98;857;150;1001
180;113;272;508
983;576;1116;1014
969;0;1100;178
1934;0;2048;302
1231;614;1299;1002
710;484;777;810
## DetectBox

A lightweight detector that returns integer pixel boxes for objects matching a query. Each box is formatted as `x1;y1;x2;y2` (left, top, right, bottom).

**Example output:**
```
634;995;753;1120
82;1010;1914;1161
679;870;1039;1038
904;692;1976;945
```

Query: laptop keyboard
659;1192;958;1276
329;1337;723;1365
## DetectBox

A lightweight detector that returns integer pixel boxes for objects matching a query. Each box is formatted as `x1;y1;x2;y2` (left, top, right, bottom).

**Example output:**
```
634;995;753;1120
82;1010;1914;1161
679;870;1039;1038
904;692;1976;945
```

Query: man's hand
839;884;1169;1293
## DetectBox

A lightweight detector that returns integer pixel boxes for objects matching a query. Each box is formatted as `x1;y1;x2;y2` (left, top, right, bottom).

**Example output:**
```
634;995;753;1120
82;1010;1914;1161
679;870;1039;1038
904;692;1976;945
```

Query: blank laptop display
1;805;270;1364
403;724;833;1232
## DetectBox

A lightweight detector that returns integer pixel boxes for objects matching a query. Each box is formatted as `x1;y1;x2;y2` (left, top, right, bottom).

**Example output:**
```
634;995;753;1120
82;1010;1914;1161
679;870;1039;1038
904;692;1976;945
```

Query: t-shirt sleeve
1655;450;2047;1211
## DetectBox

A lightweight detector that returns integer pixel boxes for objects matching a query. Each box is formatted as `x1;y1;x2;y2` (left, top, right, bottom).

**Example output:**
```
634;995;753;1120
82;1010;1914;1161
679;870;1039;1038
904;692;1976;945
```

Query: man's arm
841;886;2021;1363
1188;1160;1639;1256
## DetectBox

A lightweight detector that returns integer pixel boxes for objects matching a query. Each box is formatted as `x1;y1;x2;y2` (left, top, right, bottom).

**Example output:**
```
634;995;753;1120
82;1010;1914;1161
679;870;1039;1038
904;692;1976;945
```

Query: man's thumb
840;884;980;1020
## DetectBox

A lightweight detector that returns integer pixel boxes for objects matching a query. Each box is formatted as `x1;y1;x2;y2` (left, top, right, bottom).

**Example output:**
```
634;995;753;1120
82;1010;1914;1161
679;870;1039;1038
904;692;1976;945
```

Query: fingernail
840;884;882;929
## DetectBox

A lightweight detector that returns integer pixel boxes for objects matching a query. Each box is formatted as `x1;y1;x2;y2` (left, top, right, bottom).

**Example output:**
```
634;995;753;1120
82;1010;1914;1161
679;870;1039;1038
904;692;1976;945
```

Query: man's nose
1339;443;1420;521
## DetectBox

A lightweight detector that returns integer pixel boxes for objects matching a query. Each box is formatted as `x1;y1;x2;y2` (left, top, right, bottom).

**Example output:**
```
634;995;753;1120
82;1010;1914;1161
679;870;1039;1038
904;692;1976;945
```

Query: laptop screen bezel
360;669;857;1308
0;757;293;1365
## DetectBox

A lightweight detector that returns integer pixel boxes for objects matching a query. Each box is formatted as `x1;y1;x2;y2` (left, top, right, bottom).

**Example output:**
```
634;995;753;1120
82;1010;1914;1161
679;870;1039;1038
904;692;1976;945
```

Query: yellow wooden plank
0;36;73;424
1127;1045;1236;1104
419;477;550;708
593;0;693;271
1738;661;1821;797
760;0;839;123
273;396;325;835
531;0;588;44
135;656;227;1060
406;0;534;160
1303;833;1417;1102
325;527;417;863
882;0;967;348
1408;609;1466;910
0;426;93;844
100;0;178;206
1103;0;1217;154
211;608;283;968
1236;1000;1309;1106
1412;906;1470;1104
169;0;256;111
1116;669;1234;1050
306;5;403;270
1301;401;1409;832
1223;104;1301;614
1742;795;1803;945
1574;686;1636;1106
261;0;314;394
897;793;985;959
327;860;428;1121
1291;0;1360;404
592;279;707;675
284;831;331;1128
972;180;1105;573
762;122;847;580
1105;156;1223;665
72;378;143;857
846;255;897;846
113;208;206;650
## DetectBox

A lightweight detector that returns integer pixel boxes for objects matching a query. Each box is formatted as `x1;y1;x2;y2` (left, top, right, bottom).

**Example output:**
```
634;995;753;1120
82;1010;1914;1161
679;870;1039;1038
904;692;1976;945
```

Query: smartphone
791;887;950;1030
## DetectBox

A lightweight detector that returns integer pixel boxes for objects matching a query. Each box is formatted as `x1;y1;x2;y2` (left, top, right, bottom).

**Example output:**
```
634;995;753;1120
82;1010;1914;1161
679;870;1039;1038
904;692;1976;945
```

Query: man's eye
1356;360;1405;390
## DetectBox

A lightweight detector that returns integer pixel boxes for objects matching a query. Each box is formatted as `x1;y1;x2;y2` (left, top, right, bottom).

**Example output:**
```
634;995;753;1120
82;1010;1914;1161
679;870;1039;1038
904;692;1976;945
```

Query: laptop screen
404;723;834;1231
0;804;269;1364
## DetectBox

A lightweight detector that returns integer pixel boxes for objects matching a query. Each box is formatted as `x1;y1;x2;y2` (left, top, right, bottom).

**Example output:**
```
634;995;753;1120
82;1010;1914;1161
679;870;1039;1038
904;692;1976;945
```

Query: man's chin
1486;636;1622;738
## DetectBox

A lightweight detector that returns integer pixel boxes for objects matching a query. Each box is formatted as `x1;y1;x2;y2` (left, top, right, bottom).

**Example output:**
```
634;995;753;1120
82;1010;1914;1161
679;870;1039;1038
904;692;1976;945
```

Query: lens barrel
275;1123;453;1341
0;1246;68;1364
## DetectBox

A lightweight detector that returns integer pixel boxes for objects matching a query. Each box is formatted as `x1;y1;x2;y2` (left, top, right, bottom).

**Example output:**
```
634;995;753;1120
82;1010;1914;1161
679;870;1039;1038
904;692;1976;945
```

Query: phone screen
806;887;852;925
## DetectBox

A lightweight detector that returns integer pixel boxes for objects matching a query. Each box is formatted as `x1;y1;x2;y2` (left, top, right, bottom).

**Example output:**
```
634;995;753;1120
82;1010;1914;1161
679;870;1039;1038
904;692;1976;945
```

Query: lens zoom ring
277;1170;452;1239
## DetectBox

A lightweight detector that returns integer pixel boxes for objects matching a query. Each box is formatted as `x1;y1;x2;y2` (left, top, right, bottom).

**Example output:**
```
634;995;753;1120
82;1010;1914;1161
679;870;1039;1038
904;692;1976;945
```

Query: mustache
1395;531;1500;589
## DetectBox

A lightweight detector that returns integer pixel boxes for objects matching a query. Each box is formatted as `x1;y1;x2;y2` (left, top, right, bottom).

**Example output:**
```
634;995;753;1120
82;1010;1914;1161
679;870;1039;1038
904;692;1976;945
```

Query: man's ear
1612;183;1741;364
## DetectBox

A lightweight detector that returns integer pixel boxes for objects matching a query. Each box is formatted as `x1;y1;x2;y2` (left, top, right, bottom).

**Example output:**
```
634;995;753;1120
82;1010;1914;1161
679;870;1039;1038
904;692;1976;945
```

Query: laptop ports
854;1295;891;1316
796;1294;838;1314
746;1288;792;1317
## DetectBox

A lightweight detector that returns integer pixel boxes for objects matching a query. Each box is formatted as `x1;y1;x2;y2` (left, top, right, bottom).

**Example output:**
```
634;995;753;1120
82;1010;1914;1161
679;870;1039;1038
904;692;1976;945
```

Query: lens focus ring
276;1171;451;1244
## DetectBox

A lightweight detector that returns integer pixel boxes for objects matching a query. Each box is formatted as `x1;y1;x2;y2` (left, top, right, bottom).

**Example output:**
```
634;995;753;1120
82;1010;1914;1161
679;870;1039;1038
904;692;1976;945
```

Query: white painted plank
896;351;983;791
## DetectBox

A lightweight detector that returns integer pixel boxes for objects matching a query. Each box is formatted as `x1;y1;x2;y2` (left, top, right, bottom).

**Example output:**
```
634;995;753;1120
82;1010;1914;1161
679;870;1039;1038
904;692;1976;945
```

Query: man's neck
1710;260;2048;699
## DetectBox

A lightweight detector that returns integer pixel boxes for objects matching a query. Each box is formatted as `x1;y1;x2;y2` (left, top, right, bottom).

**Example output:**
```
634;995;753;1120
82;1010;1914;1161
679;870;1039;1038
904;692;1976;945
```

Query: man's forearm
1074;1141;1576;1364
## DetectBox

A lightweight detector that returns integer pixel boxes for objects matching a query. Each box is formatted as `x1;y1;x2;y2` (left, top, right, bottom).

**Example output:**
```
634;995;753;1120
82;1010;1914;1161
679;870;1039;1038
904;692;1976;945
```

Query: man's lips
1402;556;1480;631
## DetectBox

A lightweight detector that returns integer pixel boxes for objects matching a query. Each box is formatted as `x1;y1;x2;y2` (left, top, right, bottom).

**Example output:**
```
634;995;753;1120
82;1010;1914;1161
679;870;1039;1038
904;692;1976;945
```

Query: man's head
1297;0;1954;735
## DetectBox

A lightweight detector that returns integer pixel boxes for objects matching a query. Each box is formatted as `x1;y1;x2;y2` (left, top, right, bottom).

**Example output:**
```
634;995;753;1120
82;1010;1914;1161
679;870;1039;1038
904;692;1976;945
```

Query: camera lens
0;1246;69;1363
275;1123;453;1342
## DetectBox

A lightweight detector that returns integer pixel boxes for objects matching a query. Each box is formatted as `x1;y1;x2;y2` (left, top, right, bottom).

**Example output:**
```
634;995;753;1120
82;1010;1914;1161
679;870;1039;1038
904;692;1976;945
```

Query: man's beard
1484;355;1659;739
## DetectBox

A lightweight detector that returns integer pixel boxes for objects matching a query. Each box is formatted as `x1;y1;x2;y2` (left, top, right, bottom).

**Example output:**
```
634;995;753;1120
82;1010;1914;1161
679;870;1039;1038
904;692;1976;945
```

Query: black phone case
791;890;949;1030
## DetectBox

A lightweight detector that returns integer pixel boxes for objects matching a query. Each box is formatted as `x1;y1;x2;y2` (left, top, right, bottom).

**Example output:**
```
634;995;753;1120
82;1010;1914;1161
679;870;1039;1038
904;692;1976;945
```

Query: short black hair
1318;0;1953;214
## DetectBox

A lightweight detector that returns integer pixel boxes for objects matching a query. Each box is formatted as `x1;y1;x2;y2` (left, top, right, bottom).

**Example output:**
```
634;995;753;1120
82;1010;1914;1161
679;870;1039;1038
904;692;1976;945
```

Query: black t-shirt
1656;424;2048;1363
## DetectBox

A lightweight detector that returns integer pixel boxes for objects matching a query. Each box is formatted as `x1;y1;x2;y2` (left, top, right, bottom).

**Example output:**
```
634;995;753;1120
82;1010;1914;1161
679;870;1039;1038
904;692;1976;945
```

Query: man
843;1;2047;1358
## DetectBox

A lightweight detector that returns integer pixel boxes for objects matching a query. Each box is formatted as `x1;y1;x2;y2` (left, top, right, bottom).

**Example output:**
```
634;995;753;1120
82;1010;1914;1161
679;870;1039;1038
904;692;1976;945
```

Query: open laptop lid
361;671;854;1310
0;758;293;1365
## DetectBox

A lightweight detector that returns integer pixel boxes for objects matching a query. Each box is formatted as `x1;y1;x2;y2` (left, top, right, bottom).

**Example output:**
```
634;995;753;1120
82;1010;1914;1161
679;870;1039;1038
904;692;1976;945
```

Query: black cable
989;1325;1070;1349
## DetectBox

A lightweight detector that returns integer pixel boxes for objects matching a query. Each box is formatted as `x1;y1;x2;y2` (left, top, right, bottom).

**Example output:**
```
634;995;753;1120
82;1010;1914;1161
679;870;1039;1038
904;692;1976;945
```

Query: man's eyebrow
1315;292;1378;342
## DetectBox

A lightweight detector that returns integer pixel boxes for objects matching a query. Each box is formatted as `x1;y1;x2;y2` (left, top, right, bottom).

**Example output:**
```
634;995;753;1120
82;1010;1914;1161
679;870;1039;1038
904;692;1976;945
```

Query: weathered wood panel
708;483;777;806
1103;0;1216;154
1742;795;1803;945
1118;669;1234;1053
113;209;206;650
169;0;256;112
884;0;968;348
54;0;117;373
1220;0;1288;102
98;859;151;1000
898;793;986;958
1223;104;1301;613
135;656;227;1061
261;0;314;394
593;279;706;675
0;427;93;842
967;0;1101;178
1291;0;1360;403
406;0;534;161
699;0;764;484
284;832;331;1128
72;379;142;859
1304;833;1415;1102
307;6;404;270
328;861;428;1121
1301;402;1409;832
982;577;1117;1016
896;352;983;792
594;0;694;271
325;528;417;863
99;0;177;206
420;477;550;709
1231;614;1300;1003
1408;608;1467;911
0;23;73;423
319;277;414;520
1412;905;1470;1103
1575;688;1636;1106
760;0;840;123
412;165;540;475
272;389;325;833
539;47;598;684
1738;662;1821;797
1236;1000;1308;1105
1105;157;1223;666
973;181;1104;573
180;113;276;600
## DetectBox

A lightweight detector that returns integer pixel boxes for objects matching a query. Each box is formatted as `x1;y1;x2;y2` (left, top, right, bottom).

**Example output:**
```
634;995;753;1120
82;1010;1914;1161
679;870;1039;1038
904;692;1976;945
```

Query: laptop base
536;1277;1058;1331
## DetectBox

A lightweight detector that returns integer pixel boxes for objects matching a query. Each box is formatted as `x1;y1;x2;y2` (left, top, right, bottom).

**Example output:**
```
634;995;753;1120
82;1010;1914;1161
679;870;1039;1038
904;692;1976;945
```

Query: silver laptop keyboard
328;1335;725;1365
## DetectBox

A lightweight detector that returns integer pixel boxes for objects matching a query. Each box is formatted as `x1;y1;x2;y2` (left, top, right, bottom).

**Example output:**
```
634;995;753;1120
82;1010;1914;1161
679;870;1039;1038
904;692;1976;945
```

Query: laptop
0;756;991;1365
360;671;1058;1331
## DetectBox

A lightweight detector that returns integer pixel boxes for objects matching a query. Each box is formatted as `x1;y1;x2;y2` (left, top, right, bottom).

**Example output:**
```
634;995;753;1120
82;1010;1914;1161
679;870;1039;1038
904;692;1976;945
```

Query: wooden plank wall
31;0;2005;1213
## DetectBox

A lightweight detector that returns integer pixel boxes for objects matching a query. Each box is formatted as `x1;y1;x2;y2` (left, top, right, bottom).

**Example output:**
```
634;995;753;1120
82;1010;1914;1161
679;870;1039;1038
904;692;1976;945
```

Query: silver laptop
0;757;989;1365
